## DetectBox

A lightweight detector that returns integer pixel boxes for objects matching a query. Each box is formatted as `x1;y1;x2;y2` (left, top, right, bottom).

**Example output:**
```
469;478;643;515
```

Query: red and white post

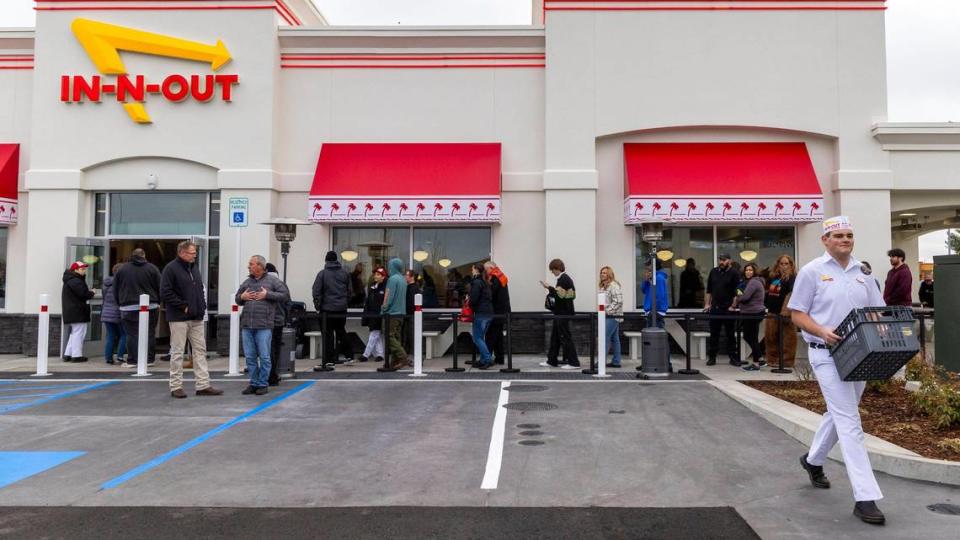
226;303;241;376
32;294;52;377
595;292;609;378
411;293;425;377
132;294;151;377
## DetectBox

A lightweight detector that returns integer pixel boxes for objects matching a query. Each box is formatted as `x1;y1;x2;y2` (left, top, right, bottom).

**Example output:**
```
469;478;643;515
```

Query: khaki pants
764;314;798;368
169;320;210;391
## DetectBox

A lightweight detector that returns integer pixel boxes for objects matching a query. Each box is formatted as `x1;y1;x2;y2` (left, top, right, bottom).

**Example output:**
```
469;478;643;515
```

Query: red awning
623;142;824;223
308;143;501;223
0;144;19;225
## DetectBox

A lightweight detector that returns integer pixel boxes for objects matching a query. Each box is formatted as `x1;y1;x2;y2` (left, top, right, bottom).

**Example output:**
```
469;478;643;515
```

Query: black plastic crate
830;306;920;381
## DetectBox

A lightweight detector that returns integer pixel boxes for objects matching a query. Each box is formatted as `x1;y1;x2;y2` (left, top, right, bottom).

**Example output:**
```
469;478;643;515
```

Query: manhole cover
507;384;549;393
519;430;544;436
609;410;626;414
516;423;541;429
503;402;558;412
518;440;545;446
927;503;960;516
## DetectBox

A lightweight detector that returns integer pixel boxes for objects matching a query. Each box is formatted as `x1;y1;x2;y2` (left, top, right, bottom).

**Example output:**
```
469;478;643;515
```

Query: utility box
933;255;960;373
276;326;297;379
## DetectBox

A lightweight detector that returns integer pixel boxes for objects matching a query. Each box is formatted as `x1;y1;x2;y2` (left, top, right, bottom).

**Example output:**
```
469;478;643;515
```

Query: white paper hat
822;215;853;234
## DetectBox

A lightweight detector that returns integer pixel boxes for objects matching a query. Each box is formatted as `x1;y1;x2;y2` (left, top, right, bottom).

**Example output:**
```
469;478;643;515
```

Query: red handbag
459;300;474;323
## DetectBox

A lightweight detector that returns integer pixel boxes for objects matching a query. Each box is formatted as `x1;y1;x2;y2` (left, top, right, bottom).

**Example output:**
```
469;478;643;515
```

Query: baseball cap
718;252;732;260
70;261;89;271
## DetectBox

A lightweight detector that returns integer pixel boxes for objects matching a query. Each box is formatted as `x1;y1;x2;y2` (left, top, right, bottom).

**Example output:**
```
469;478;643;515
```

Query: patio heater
638;221;670;379
259;218;312;283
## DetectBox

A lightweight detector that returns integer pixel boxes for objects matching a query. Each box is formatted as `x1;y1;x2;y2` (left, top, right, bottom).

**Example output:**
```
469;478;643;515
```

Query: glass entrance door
63;237;109;357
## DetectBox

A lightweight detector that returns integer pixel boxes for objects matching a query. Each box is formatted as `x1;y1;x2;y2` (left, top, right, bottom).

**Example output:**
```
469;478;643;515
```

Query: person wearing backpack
312;251;353;369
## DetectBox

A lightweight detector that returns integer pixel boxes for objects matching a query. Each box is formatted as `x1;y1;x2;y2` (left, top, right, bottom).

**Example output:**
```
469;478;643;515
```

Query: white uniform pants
807;347;883;502
64;323;87;358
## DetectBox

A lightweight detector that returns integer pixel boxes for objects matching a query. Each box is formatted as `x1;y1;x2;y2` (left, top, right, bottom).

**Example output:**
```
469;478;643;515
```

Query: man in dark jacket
883;248;913;306
312;251;353;369
236;255;290;395
484;261;511;365
403;269;421;354
160;240;222;399
113;248;162;366
539;258;579;369
61;261;96;362
705;253;740;366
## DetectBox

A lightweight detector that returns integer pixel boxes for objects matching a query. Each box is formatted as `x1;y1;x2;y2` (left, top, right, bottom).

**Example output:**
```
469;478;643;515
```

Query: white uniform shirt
787;251;885;344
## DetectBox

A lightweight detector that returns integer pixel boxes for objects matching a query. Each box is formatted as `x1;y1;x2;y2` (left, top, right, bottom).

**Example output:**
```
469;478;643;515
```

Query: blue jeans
605;318;622;366
472;315;493;364
104;321;126;361
242;328;273;388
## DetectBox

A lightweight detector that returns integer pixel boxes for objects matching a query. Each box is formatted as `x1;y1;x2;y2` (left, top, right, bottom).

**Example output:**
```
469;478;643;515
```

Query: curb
709;379;960;487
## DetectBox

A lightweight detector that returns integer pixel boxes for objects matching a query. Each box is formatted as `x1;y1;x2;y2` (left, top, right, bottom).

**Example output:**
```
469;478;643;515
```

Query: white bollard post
226;303;241;376
132;294;151;377
595;292;609;378
410;293;425;377
32;294;52;377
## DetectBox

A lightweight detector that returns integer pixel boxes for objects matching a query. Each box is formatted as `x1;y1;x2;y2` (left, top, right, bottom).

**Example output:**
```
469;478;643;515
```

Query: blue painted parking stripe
0;381;119;414
101;381;316;490
0;393;74;400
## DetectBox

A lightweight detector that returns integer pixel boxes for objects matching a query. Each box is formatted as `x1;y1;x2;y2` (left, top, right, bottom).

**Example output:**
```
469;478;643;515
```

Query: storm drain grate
609;410;626;414
519;430;544;436
519;440;545;446
927;503;960;516
506;385;549;393
516;423;541;429
503;402;558;412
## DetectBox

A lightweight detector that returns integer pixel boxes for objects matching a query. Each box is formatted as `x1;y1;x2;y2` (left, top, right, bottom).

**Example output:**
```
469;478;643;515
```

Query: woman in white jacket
599;266;624;368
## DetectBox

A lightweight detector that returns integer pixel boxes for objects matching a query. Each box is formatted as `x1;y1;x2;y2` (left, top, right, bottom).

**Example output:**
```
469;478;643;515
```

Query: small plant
936;438;960;455
905;353;932;381
866;378;898;395
794;362;815;382
911;365;960;429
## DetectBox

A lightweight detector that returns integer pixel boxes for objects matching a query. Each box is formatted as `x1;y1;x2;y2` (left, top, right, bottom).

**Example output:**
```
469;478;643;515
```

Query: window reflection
109;193;207;235
636;227;712;309
332;228;410;307
412;228;491;308
717;227;796;278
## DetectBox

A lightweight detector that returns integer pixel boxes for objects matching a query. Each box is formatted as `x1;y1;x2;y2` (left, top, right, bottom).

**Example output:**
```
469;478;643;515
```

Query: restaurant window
636;226;796;309
332;226;491;308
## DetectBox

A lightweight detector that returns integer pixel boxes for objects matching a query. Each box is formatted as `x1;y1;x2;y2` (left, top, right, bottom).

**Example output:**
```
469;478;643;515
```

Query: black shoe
359;356;369;362
706;358;716;366
241;385;256;395
73;356;88;363
853;501;885;525
476;362;492;370
375;356;384;364
605;362;621;368
106;359;115;365
254;387;269;396
729;360;742;367
268;379;280;387
62;356;73;363
800;453;831;489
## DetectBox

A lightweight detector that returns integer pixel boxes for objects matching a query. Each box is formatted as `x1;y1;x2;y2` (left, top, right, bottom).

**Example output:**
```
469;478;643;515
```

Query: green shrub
911;365;960;429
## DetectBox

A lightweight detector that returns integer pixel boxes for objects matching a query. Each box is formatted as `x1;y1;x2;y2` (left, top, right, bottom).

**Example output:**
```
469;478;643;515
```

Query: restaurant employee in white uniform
787;216;887;525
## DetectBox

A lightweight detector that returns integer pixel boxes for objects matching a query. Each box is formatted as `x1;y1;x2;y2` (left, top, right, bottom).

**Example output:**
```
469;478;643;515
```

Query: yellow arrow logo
70;19;233;124
72;18;231;74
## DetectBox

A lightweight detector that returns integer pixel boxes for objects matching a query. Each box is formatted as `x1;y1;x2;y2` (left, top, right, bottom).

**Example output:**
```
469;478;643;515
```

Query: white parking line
481;381;511;490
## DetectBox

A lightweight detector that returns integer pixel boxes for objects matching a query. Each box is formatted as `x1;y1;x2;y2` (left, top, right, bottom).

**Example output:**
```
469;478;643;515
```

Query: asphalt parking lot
1;378;958;539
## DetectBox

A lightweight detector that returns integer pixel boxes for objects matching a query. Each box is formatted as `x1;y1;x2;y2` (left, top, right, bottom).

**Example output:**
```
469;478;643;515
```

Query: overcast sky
1;0;957;257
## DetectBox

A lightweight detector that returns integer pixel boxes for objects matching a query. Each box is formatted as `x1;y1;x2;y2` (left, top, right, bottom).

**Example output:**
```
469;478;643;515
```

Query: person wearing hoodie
113;248;162;367
483;261;511;365
235;254;290;395
101;264;125;365
312;251;353;368
641;260;669;329
382;257;409;369
61;261;96;363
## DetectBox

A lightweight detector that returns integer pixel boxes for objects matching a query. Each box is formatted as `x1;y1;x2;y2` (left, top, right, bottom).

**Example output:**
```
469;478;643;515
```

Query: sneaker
561;364;581;370
799;453;831;489
853;501;885;525
539;361;560;368
729;360;742;367
706;358;716;366
196;386;224;396
605;362;622;368
359;356;369;363
73;356;89;363
62;356;73;363
476;362;493;370
342;358;355;365
241;385;257;395
105;359;115;365
254;387;269;396
742;364;759;371
758;360;768;368
118;362;134;368
374;356;385;364
170;388;187;399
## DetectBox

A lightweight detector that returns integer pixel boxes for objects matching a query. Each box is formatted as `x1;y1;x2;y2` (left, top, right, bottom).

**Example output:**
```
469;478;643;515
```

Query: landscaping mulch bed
744;380;960;462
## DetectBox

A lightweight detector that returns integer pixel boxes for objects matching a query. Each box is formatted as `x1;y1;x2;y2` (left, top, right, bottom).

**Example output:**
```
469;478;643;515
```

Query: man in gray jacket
312;251;352;369
235;255;290;395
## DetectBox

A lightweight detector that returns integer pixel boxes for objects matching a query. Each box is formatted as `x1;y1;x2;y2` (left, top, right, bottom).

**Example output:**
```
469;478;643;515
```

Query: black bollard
583;315;598;375
500;312;519;373
445;316;465;372
314;311;335;372
679;313;700;375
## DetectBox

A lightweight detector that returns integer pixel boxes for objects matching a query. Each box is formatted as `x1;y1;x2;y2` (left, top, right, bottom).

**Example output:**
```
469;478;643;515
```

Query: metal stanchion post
500;312;519;373
771;313;791;374
315;311;335;372
377;313;396;372
918;312;927;360
583;314;598;375
132;294;151;377
679;313;700;375
32;294;52;377
594;293;609;378
445;316;465;372
226;303;241;376
411;294;425;377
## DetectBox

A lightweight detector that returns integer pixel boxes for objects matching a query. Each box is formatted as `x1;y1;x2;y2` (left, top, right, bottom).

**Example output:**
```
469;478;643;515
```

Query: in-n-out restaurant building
1;0;959;354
